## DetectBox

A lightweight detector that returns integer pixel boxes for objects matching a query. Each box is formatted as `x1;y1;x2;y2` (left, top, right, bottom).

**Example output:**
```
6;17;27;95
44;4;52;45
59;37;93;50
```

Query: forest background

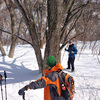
0;0;100;75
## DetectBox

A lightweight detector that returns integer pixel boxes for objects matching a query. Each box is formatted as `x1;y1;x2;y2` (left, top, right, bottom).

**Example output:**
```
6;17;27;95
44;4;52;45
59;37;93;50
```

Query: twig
32;0;38;10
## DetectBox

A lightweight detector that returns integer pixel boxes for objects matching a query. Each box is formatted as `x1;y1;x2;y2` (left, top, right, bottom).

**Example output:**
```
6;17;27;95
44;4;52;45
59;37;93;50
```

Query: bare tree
76;2;100;40
0;0;90;75
4;0;18;58
75;2;100;57
15;0;89;73
0;23;6;56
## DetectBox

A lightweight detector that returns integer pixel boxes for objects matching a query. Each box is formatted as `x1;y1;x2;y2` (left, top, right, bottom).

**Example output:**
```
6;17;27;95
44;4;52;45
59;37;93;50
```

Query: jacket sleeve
65;47;69;52
26;77;46;90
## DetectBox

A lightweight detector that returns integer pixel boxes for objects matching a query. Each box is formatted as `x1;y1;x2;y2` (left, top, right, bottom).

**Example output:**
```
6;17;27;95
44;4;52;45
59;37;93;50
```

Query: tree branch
60;32;84;50
71;1;89;13
15;0;29;25
63;10;83;44
32;0;38;10
0;29;33;47
60;9;81;41
60;1;89;41
60;0;75;40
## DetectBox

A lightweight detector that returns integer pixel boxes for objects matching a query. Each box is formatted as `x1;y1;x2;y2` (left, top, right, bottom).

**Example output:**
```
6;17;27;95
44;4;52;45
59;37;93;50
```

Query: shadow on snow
0;53;41;85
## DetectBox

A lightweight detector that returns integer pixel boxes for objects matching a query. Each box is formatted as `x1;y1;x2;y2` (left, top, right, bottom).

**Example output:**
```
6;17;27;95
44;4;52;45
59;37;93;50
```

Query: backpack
72;45;77;54
58;71;75;100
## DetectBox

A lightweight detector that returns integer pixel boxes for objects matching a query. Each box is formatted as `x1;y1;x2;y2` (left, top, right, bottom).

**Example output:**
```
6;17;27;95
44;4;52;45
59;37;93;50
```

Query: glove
65;48;67;51
18;86;27;95
71;51;74;53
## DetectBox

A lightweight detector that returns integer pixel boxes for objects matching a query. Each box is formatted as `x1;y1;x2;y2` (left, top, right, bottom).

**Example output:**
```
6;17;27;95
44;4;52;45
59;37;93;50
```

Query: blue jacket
65;44;77;57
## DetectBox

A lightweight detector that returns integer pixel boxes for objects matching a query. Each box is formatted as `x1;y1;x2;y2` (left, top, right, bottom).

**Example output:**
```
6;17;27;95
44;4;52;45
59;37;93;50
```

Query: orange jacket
43;63;63;100
27;63;64;100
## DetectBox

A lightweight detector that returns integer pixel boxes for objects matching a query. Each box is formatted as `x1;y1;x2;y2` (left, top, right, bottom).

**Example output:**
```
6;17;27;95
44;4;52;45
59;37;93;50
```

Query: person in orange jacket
18;56;65;100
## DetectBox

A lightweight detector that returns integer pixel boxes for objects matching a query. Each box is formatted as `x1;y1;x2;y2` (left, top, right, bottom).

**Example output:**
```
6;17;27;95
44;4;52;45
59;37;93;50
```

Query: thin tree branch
60;32;84;50
60;1;89;41
0;29;33;47
61;0;75;29
60;0;75;40
63;10;83;45
71;1;89;13
32;0;38;10
60;9;81;41
15;0;29;25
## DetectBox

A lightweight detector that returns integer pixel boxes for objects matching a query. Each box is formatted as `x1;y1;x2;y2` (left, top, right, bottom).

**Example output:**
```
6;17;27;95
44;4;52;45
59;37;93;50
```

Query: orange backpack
58;71;75;100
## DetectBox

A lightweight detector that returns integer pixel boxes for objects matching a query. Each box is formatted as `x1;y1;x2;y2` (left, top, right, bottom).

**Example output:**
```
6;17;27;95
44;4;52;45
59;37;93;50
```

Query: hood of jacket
44;63;63;76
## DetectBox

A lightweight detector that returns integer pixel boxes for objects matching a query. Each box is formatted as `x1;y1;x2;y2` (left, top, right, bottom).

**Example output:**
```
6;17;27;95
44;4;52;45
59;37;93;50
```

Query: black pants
68;57;75;71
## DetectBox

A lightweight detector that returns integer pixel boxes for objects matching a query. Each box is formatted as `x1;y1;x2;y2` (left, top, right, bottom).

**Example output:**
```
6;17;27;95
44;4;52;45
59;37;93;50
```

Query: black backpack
58;71;75;100
72;45;77;54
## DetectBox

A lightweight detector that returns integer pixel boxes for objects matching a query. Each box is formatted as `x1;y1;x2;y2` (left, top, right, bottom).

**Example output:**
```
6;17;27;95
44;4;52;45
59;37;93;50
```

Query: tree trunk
15;0;44;73
28;22;43;73
8;37;17;57
0;29;6;56
43;0;63;71
0;41;6;56
33;43;43;73
0;24;6;56
8;4;17;58
40;36;44;49
4;0;17;58
99;49;100;55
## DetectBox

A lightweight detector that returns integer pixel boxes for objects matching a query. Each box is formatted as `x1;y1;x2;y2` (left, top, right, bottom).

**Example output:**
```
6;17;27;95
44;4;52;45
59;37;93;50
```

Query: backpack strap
58;71;63;84
58;70;67;85
65;75;75;99
68;76;73;94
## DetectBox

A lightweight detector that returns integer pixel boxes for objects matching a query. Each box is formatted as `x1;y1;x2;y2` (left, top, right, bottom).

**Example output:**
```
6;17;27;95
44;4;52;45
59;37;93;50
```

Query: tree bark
4;0;17;58
43;0;64;71
29;23;43;73
0;41;6;56
0;25;6;56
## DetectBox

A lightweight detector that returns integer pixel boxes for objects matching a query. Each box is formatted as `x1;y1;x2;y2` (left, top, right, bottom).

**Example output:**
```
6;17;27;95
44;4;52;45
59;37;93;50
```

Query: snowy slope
0;43;100;100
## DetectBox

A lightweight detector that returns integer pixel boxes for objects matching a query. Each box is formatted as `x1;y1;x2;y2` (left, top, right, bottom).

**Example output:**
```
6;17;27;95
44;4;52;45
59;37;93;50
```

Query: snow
0;42;100;100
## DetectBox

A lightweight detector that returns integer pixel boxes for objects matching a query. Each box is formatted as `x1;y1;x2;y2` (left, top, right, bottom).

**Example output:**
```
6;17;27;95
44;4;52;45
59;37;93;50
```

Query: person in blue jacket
65;41;77;72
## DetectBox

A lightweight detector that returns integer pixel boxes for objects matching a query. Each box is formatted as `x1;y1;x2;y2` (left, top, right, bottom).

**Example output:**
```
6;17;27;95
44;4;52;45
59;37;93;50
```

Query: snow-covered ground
0;42;100;100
